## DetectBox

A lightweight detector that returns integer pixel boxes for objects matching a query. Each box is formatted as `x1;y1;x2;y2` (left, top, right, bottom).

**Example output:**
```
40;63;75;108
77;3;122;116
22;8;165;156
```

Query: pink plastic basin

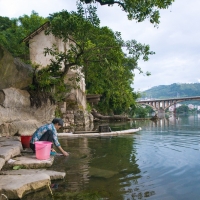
35;141;52;160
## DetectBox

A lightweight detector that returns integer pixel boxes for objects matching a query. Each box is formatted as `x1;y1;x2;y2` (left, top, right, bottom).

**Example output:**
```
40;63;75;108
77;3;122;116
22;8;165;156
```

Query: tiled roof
23;21;50;43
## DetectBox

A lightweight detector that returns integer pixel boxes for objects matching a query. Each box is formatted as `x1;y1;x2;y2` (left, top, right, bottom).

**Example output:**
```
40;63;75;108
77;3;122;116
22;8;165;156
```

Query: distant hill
140;83;200;99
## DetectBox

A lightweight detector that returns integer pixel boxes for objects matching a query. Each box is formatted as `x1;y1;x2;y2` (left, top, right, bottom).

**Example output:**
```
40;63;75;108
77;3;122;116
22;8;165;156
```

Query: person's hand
62;151;69;156
51;148;57;152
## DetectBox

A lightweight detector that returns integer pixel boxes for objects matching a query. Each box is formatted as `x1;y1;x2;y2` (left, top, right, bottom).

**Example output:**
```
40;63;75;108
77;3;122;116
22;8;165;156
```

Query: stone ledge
0;158;5;171
0;174;50;199
6;155;54;169
0;170;65;199
0;137;22;162
0;146;21;161
0;169;66;180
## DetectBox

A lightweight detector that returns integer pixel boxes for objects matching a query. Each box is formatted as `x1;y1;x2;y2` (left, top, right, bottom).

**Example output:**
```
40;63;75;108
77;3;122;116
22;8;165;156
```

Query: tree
80;0;175;25
176;105;189;114
44;3;154;114
0;11;47;59
134;105;148;118
0;16;12;31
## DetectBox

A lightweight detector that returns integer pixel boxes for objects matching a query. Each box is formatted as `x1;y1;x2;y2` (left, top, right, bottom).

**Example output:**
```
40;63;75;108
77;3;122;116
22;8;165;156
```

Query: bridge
136;96;200;113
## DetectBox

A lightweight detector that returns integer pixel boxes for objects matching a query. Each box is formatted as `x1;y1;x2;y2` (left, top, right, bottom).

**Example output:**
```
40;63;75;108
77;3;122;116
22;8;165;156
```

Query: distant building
168;104;181;112
188;104;194;110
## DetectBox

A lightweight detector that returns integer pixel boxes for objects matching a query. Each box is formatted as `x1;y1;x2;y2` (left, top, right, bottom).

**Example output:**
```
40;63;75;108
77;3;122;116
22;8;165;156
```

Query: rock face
0;45;33;90
0;46;56;136
0;87;56;136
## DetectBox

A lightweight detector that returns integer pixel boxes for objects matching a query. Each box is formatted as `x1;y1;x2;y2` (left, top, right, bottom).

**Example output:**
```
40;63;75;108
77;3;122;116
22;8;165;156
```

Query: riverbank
0;136;65;199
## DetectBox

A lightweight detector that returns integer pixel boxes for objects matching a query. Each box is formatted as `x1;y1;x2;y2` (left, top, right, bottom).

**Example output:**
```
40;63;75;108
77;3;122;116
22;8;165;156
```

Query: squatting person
30;118;69;156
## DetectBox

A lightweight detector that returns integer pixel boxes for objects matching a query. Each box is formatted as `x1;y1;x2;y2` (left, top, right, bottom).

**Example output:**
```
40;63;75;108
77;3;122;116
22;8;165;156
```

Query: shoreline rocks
0;136;66;199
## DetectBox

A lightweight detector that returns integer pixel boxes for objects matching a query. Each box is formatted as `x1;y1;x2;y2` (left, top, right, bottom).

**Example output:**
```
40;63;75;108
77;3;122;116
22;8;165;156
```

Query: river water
23;114;200;200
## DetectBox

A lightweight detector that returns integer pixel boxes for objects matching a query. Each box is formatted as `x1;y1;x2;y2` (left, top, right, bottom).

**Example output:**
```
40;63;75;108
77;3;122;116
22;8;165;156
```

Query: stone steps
0;136;66;199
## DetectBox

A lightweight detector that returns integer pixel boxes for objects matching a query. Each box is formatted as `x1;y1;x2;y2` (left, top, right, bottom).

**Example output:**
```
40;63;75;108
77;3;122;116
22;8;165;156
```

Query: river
22;114;200;200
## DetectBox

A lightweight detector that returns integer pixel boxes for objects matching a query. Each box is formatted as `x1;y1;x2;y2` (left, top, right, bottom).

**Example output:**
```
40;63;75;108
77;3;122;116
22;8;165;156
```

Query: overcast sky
0;0;199;92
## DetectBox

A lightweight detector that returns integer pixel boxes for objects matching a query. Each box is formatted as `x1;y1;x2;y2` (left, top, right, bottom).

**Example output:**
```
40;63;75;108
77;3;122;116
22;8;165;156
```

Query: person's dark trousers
30;130;53;153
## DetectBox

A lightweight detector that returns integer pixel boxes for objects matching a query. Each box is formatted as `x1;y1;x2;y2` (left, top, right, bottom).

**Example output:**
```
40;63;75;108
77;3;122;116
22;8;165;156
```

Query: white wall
29;30;86;109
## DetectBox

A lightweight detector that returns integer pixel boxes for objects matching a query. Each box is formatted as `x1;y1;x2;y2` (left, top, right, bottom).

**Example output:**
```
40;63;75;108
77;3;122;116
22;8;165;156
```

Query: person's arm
51;124;69;156
57;146;69;156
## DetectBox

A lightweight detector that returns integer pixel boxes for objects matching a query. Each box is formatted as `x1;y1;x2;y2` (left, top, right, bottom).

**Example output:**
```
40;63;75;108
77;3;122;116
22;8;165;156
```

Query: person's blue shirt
30;123;60;147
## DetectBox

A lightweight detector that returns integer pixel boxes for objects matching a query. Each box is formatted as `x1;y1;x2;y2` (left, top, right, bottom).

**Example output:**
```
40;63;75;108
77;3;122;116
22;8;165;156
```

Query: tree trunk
91;109;130;121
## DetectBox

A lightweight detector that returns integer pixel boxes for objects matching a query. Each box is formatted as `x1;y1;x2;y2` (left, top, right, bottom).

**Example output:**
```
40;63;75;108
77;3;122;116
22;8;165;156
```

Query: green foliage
134;105;148;118
55;107;62;118
80;0;175;25
0;11;47;60
145;105;154;113
0;16;12;31
13;165;22;170
28;64;70;107
141;83;200;99
176;105;189;114
86;103;92;112
0;4;155;114
44;3;154;114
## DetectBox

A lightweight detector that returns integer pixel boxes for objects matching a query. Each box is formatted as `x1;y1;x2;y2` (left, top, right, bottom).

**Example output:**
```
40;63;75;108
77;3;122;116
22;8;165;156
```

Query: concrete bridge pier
157;108;165;117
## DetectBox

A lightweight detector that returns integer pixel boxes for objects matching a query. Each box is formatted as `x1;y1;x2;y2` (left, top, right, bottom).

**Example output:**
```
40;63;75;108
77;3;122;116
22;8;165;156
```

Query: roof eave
22;21;50;43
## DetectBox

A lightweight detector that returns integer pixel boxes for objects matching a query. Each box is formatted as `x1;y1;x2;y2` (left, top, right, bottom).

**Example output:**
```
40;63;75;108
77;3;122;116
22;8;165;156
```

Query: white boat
58;127;142;137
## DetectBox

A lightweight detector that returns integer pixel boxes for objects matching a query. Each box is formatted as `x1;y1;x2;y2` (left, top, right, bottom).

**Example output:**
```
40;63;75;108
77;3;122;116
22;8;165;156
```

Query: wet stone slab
6;155;54;169
0;169;65;199
0;173;50;199
0;137;22;161
0;169;66;180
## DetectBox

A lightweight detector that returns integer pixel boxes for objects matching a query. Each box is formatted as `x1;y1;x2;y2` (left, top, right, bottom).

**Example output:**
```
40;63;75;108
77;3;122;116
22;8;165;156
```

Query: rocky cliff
0;45;93;136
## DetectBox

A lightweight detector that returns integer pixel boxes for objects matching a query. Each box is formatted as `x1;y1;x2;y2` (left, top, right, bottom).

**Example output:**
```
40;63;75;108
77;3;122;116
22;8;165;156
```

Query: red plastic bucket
21;136;32;148
35;141;52;160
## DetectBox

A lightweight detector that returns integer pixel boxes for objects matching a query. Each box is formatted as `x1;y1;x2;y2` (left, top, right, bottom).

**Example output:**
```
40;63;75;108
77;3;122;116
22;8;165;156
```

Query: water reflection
57;136;146;199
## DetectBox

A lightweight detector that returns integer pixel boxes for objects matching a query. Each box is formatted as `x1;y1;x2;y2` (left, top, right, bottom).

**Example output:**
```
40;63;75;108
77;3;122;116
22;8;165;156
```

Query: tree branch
94;0;126;10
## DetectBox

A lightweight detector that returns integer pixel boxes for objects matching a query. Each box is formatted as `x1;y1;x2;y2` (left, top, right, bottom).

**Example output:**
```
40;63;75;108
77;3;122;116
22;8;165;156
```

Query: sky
0;0;200;92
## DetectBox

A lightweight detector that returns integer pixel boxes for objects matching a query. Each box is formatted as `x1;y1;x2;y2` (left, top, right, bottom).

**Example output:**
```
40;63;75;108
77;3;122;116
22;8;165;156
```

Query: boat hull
58;127;142;137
